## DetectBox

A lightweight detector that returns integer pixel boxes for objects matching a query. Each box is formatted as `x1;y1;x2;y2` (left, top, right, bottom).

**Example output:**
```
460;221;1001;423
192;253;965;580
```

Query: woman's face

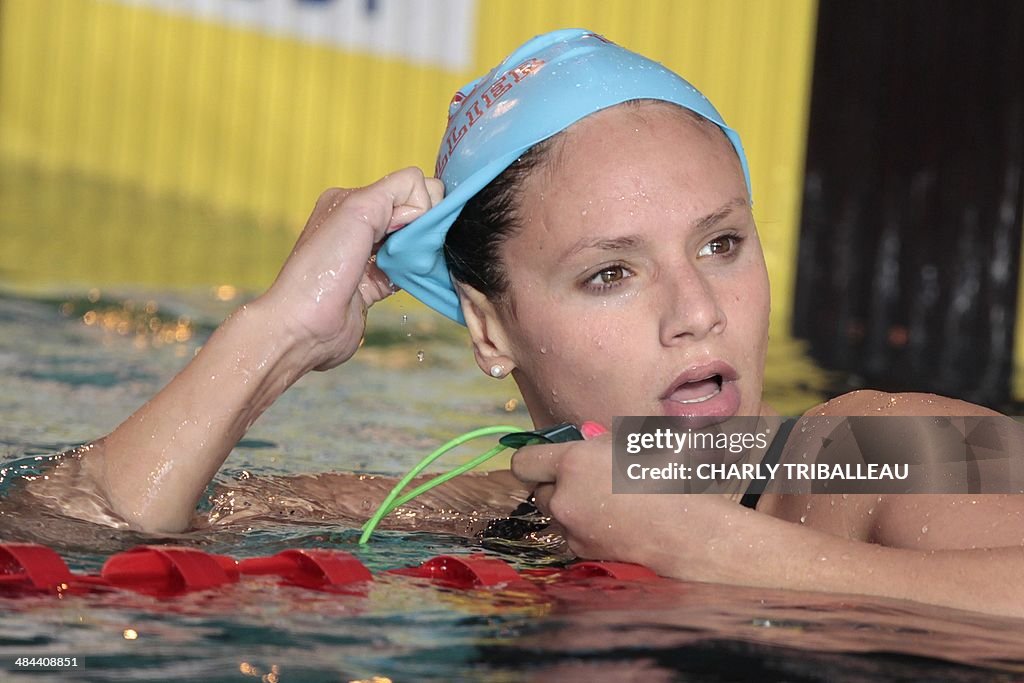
485;103;770;427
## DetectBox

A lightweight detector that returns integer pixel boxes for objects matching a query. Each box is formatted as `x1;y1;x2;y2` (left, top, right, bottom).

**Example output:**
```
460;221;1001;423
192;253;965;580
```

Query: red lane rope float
102;547;240;594
386;554;530;589
0;543;74;591
0;542;659;598
238;549;373;590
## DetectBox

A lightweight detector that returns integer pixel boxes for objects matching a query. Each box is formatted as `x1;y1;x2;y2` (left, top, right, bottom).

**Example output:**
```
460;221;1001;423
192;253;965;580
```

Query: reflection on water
2;291;1022;681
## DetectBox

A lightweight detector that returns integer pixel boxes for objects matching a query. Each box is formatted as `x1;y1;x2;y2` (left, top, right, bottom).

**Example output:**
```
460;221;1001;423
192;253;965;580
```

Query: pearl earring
489;364;504;378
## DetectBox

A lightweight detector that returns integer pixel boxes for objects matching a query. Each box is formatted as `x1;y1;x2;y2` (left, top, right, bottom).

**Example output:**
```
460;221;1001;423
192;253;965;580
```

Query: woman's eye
584;265;632;290
698;234;742;258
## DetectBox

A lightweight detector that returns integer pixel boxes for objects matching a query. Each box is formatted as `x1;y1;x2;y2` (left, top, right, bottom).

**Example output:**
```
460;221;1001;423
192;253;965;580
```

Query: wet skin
20;101;1024;618
461;103;771;428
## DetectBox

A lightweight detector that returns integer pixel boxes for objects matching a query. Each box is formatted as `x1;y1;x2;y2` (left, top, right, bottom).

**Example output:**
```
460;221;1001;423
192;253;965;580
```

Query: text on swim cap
436;58;545;178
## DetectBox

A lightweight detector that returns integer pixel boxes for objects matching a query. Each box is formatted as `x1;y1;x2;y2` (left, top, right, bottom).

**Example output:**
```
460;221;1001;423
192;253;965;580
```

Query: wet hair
442;101;726;308
443;137;557;308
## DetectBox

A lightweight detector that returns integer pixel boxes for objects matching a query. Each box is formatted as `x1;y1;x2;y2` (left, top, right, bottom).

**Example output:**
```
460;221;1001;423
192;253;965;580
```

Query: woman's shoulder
767;389;1019;548
802;389;1003;418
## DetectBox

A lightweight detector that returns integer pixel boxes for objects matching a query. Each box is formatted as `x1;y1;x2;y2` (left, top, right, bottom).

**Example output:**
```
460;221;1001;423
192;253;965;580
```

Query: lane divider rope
0;542;659;597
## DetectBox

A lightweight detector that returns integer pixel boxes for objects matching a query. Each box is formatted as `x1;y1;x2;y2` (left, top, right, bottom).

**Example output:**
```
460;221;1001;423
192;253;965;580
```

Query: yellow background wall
0;0;817;333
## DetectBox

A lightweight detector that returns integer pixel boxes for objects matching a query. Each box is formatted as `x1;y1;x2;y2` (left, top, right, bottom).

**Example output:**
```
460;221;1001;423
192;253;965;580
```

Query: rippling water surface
1;290;1022;682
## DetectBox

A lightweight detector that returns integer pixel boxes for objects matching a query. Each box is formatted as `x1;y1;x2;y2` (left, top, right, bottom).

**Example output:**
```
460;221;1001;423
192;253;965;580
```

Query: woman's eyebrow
692;197;750;233
561;197;750;260
562;234;645;259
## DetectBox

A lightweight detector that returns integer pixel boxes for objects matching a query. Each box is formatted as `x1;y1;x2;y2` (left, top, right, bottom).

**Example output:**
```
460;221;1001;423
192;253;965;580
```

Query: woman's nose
658;265;727;345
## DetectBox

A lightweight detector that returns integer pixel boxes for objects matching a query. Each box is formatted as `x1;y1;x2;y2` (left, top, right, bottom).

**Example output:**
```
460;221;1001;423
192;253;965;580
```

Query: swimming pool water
2;289;1023;682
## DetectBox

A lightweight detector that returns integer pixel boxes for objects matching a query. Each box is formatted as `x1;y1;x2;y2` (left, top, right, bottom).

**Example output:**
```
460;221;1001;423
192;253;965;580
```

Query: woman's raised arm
69;169;442;533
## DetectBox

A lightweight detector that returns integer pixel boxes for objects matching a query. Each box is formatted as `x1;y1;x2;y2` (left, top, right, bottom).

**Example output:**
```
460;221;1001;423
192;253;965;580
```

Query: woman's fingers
299;170;443;255
358;261;400;307
510;447;557;516
508;444;560;517
425;177;445;206
358;172;443;307
510;431;607;485
385;172;438;231
343;168;442;239
531;483;555;515
510;444;562;484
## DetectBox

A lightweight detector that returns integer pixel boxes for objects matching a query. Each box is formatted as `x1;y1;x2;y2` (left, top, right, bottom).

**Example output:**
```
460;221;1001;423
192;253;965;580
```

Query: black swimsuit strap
739;417;798;511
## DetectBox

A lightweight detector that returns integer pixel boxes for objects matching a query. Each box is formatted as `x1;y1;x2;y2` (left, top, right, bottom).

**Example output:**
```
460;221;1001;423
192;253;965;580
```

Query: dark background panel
794;0;1024;408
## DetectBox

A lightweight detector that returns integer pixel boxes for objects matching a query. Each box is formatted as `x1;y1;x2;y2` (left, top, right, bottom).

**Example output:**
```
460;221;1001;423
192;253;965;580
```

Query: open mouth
660;363;739;420
666;374;723;404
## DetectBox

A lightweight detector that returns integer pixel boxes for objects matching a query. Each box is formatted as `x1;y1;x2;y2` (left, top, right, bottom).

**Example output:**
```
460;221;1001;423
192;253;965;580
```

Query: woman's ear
456;283;517;378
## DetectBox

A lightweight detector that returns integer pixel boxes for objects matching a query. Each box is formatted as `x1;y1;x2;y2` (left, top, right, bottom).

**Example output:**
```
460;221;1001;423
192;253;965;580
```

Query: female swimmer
18;30;1024;616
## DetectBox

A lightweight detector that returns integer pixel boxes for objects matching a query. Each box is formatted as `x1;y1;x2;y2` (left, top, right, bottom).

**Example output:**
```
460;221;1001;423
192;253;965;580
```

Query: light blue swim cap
377;28;751;324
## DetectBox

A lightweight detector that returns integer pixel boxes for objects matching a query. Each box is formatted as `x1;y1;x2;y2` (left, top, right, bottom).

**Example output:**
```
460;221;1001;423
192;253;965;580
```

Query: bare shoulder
773;390;1022;550
803;389;1002;418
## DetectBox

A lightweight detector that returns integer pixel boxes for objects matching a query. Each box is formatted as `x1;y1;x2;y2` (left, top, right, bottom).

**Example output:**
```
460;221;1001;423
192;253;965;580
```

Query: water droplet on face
799;514;807;524
416;350;425;362
539;346;548;354
921;524;929;534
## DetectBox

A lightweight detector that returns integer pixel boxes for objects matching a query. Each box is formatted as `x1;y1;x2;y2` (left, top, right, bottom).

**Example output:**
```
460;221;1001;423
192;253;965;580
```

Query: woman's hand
259;168;444;372
511;428;1024;618
510;433;750;583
